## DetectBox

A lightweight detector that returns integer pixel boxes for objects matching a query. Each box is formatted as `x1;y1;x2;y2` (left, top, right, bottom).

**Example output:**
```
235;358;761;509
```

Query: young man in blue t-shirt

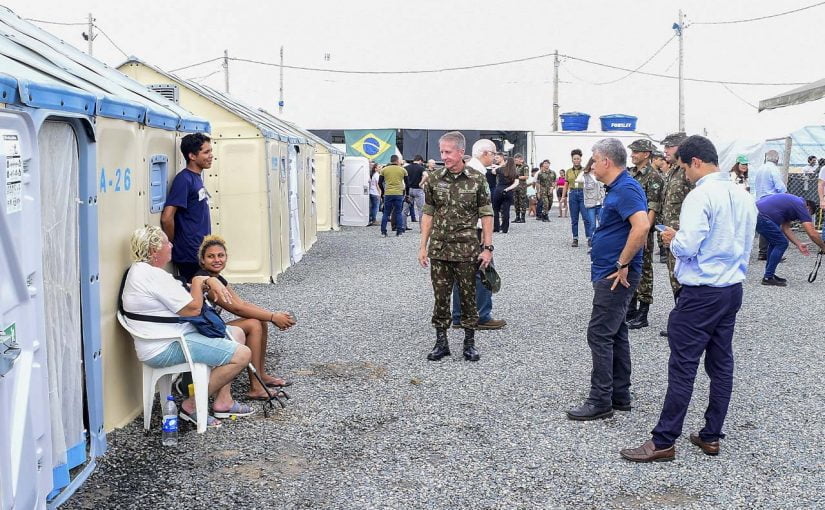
567;138;649;422
161;133;213;281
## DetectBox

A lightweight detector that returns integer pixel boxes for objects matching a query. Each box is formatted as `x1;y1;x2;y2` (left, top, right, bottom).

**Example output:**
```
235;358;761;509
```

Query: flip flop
213;402;256;419
180;409;222;428
265;378;293;388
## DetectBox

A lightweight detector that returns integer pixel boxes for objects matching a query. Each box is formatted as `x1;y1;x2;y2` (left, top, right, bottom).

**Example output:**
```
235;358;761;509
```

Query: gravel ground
66;212;824;509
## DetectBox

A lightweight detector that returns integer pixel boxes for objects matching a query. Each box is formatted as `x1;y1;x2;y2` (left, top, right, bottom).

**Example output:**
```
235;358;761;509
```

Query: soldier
536;159;557;222
658;132;692;337
419;131;494;362
651;149;669;263
625;139;664;330
513;153;530;223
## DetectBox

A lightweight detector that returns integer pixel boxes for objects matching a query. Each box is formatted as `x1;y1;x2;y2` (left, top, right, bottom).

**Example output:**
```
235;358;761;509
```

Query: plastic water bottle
162;395;178;446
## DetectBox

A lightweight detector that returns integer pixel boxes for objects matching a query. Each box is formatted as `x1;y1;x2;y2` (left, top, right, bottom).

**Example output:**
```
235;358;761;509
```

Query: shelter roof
764;125;825;166
121;56;326;146
0;6;209;132
759;77;825;112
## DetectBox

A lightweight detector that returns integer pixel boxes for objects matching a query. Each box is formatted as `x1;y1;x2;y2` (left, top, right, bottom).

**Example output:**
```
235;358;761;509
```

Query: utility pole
223;49;230;94
279;46;285;115
82;13;96;56
676;10;685;132
552;50;560;132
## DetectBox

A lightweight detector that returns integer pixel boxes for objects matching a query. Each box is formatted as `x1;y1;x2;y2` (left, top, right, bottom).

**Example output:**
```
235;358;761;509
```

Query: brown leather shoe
689;433;720;456
477;319;506;330
620;440;675;463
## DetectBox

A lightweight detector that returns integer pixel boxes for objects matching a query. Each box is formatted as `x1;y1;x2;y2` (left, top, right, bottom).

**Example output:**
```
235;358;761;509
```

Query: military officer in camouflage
658;132;692;336
536;159;556;221
651;149;669;263
625;139;664;330
513;153;530;223
419;131;494;362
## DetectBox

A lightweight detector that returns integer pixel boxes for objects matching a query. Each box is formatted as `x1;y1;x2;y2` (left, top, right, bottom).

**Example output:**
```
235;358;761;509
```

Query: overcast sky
4;0;824;142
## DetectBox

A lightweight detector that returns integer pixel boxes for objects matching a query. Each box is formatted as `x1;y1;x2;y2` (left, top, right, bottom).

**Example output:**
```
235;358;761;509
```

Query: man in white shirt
818;159;825;213
750;150;787;259
621;135;757;462
451;139;506;330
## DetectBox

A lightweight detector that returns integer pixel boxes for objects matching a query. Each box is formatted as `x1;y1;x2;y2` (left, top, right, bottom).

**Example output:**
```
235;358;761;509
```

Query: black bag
118;268;227;338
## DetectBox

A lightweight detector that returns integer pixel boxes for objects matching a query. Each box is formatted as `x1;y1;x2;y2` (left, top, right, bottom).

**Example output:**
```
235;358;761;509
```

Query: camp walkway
67;218;824;509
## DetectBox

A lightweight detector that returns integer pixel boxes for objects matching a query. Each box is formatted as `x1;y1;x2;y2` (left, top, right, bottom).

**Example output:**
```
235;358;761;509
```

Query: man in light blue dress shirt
621;136;757;463
750;150;787;259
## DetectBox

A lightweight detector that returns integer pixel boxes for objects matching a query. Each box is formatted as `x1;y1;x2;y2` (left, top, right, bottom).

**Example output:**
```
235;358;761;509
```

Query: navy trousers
586;272;640;408
651;283;743;448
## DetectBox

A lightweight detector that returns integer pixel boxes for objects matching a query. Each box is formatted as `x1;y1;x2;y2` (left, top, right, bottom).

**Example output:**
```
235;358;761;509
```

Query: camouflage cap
478;264;501;294
662;132;688;148
651;149;665;159
628;139;656;152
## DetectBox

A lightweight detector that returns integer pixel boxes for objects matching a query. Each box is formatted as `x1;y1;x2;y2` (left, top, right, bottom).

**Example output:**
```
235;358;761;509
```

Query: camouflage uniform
660;163;694;295
422;165;494;329
536;169;557;215
514;163;531;217
629;162;664;304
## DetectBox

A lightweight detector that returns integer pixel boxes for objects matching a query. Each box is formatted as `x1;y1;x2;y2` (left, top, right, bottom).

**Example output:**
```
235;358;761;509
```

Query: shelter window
149;155;169;213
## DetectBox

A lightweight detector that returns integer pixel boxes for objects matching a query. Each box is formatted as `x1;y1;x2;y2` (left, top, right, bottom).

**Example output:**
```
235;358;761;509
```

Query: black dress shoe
757;254;767;261
566;402;614;421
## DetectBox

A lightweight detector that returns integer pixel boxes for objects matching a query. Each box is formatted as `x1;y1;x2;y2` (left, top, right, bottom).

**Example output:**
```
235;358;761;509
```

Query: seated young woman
122;226;254;426
195;235;297;400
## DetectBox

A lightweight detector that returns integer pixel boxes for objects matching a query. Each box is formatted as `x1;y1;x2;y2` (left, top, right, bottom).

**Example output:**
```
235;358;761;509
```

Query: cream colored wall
205;137;272;283
314;150;333;231
270;141;291;275
96;118;178;431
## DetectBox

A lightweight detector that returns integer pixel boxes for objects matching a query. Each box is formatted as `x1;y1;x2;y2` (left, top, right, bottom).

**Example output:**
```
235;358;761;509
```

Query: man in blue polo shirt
755;193;825;286
161;133;213;281
567;138;649;421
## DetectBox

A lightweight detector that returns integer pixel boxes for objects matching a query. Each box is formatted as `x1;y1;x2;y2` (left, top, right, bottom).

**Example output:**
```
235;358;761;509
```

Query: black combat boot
427;328;450;361
542;213;549;222
462;329;480;361
627;302;650;329
625;298;639;322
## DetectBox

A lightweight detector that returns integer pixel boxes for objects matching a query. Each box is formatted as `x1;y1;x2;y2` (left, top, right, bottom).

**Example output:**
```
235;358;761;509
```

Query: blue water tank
560;112;590;131
600;114;637;131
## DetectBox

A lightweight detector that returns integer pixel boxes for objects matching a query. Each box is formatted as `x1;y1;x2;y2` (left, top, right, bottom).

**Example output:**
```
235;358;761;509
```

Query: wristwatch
615;261;629;270
482;245;494;252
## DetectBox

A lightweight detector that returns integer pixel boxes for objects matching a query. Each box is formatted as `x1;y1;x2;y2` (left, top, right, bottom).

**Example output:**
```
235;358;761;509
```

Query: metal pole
279;46;284;115
223;49;230;94
552;50;559;132
677;9;685;132
87;13;95;56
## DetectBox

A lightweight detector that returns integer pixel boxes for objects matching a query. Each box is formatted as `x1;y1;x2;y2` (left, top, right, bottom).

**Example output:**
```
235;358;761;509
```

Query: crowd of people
415;130;824;464
119;130;824;460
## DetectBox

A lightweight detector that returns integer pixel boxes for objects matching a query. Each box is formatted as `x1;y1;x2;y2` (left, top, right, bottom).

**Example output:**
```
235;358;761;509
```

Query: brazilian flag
345;129;396;164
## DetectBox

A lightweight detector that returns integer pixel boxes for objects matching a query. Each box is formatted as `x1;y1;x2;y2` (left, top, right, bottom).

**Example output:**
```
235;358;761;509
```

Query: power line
692;1;825;25
570;35;676;86
560;54;805;86
169;57;224;73
92;24;128;58
228;53;557;74
187;69;222;82
165;52;807;87
24;17;86;26
720;84;758;110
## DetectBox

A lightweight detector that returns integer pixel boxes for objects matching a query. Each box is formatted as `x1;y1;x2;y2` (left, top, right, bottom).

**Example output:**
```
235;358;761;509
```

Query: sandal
180;409;222;428
213;402;255;418
265;377;293;388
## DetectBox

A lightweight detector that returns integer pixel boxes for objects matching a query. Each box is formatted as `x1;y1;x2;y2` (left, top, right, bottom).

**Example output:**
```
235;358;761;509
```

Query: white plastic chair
116;312;211;434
